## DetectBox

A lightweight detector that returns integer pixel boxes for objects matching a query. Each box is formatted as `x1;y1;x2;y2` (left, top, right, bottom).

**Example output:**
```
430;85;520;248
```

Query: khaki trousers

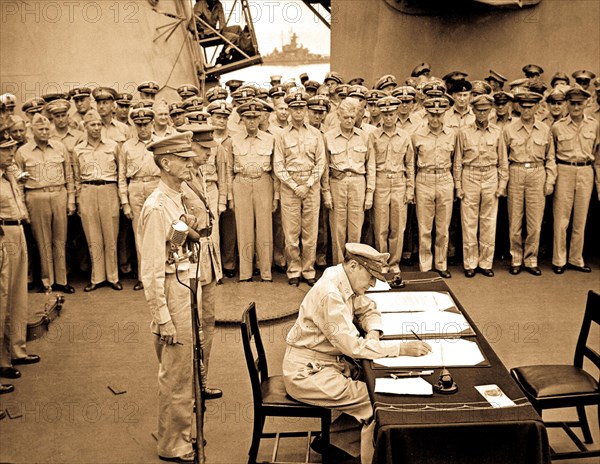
415;171;454;272
373;173;407;272
200;278;216;372
128;179;159;278
0;225;28;366
25;186;68;287
79;183;120;284
460;168;499;270
232;173;273;280
280;179;320;279
272;206;286;268
219;208;237;272
508;165;546;267
329;175;366;264
205;182;222;276
152;271;194;459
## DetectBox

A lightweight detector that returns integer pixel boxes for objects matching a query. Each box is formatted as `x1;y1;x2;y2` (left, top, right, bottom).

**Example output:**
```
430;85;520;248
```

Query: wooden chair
240;302;331;464
511;290;600;460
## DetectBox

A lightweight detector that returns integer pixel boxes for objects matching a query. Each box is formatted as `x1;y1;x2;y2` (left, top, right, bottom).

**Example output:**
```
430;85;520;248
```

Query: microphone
167;220;191;264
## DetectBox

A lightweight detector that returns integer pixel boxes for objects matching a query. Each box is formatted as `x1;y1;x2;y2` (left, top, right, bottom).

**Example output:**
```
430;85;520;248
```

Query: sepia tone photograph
0;1;599;463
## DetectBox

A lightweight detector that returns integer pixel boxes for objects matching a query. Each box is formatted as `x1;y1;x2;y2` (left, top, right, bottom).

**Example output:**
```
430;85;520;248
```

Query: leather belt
510;162;541;168
330;168;364;180
418;167;450;173
25;185;65;193
197;227;212;238
556;159;592;167
81;180;117;185
376;171;403;178
235;171;267;180
129;176;159;182
462;165;496;171
0;219;24;226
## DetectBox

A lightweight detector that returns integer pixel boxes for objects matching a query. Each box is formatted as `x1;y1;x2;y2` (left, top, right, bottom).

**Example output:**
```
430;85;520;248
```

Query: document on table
475;384;516;408
375;377;433;396
368;291;457;313
380;310;475;339
367;279;391;292
373;338;487;368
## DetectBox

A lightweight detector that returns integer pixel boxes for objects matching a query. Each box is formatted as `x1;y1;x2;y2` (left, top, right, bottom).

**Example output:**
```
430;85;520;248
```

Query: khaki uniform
274;122;325;279
139;181;194;459
322;127;375;264
412;125;457;272
500;119;556;267
551;115;600;267
266;125;286;270
372;126;414;272
73;137;121;284
215;133;237;274
227;128;275;281
102;118;130;144
454;123;508;270
0;169;30;367
16;139;75;287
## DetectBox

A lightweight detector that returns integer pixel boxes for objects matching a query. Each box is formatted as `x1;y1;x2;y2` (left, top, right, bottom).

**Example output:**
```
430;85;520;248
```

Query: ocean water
219;63;330;88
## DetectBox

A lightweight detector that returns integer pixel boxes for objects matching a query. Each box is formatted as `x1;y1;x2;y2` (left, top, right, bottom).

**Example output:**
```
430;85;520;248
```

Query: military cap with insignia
225;79;244;92
132;99;155;109
550;72;570;87
324;72;344;85
522;64;544;76
411;62;431;78
391;86;417;101
205;86;229;103
92;87;118;101
442;71;469;84
147;131;195;157
268;85;286;98
347;77;365;86
45;99;71;115
448;79;472;94
169;102;185;116
307;95;330;112
335;84;350;97
471;94;494;110
470;80;492;96
83;109;102;124
376;96;401;112
0;93;17;109
423;97;451;113
230;87;256;102
177;84;200;99
344;243;395;282
236;99;264;117
529;81;548;95
514;91;543;106
485;69;507;85
493;91;514;104
565;87;591;102
116;93;134;106
572;70;596;82
348;85;369;100
69;87;92;100
256;88;269;100
508;78;531;95
421;81;447;97
545;88;566;103
41;92;69;103
186;110;211;123
366;89;387;103
22;97;46;114
0;131;18;149
130;107;155;124
374;74;397;91
206;99;233;115
284;92;308;107
137;80;160;95
256;99;274;113
299;73;309;85
177;123;217;147
181;96;204;112
304;80;321;92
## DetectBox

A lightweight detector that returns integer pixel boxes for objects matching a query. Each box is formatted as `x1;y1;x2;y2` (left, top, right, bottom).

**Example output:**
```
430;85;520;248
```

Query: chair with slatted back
240;302;331;464
510;290;600;460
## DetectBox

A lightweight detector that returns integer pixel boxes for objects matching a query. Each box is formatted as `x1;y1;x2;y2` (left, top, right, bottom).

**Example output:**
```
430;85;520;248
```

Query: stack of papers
369;291;456;312
375;377;433;395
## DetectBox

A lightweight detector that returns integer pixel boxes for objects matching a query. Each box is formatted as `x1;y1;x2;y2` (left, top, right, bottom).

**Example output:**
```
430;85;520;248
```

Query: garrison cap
268;85;286;98
115;93;133;106
31;113;51;127
423;97;451;113
22;97;46;114
284;92;309;107
344;243;394;282
177;84;200;99
230;87;256;102
132;99;155;109
421;81;446;97
69;87;92;99
545;88;566;103
522;64;544;76
225;79;244;92
205;86;229;103
324;71;344;85
45;99;71;115
130;107;155;124
169;102;186;116
493;91;514;104
374;74;397;91
299;73;309;84
442;71;469;83
307;95;330;112
186;110;211;123
514;91;543;106
269;75;282;85
0;131;18;149
181;96;204;112
304;80;321;92
92;87;118;101
470;80;492;96
348;85;369;100
335;84;350;97
347;77;365;86
0;93;17;109
565;87;591;102
411;62;431;77
391;86;417;101
206;99;233;115
485;70;507;84
366;89;387;103
471;94;494;110
176;123;217;147
6;115;26;129
448;79;472;94
82;109;102;123
137;80;160;95
147;131;195;156
550;72;570;87
236;99;265;117
376;96;401;112
41;92;69;103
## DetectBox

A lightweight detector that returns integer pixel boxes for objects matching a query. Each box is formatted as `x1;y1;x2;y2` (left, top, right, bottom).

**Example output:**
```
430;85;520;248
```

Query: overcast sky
222;1;331;55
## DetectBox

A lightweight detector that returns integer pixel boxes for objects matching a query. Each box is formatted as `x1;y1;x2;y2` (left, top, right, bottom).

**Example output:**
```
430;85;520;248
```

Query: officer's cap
236;99;264;117
268;85;286;98
545;88;566;103
348;77;365;86
374;74;397;91
205;86;229;103
365;89;387;103
270;75;283;85
347;85;369;100
186;110;211;124
41;92;69;104
169;103;186;117
177;84;200;99
132;99;155;109
448;79;472;94
299;73;309;84
147;131;195;157
92;87;118;102
324;72;344;85
565;87;591;102
522;64;544;76
256;88;269;100
411;62;431;78
46;99;71;115
69;87;92;100
550;72;570;87
470;80;492;96
0;131;18;149
231;87;256;102
344;243;394;282
181;96;204;112
421;81;446;97
0;93;17;109
177;123;217;147
508;78;531;94
376;96;401;112
442;71;469;83
206;100;233;115
471;94;494;110
493;91;514;104
284;92;308;107
304;80;321;92
485;70;507;84
529;81;548;95
335;84;350;97
137;80;160;95
83;109;102;124
116;93;133;106
391;86;417;101
307;95;330;112
423;97;451;114
225;79;244;92
130;108;155;124
256;98;274;113
572;70;596;82
514;91;543;107
22;97;46;114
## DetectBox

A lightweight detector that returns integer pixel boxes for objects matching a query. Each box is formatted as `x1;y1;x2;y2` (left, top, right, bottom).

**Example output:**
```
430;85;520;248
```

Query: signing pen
410;329;423;341
151;332;184;345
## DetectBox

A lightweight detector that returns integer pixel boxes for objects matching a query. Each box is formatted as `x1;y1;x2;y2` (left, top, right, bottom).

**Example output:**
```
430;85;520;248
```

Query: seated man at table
282;243;431;464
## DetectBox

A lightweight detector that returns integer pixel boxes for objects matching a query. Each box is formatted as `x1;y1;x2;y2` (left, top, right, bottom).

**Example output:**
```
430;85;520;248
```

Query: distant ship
262;32;329;65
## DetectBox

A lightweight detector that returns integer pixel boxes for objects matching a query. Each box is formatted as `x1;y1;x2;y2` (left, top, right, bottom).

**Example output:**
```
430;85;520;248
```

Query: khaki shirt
118;135;160;205
397;113;424;135
200;144;227;207
454;122;509;190
102;118;129;144
285;264;401;358
139;180;190;325
273;121;325;190
0;169;29;221
50;126;84;155
372;126;415;193
73;137;120;198
444;107;475;129
551;115;599;163
215;132;233;204
412;124;457;170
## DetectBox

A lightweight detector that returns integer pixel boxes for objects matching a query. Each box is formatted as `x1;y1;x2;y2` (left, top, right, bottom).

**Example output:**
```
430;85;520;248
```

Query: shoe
109;282;123;291
553;265;565;274
239;278;252;283
133;281;144;291
54;284;75;294
289;277;299;286
478;268;494;277
223;269;236;278
12;354;40;365
261;278;272;283
525;266;542;276
0;384;14;395
567;263;592;273
436;269;451;279
216;279;223;285
310;436;353;461
0;367;21;379
509;265;522;275
158;451;195;463
84;282;99;292
273;264;287;274
304;277;316;286
464;269;475;278
38;286;52;293
203;387;223;400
